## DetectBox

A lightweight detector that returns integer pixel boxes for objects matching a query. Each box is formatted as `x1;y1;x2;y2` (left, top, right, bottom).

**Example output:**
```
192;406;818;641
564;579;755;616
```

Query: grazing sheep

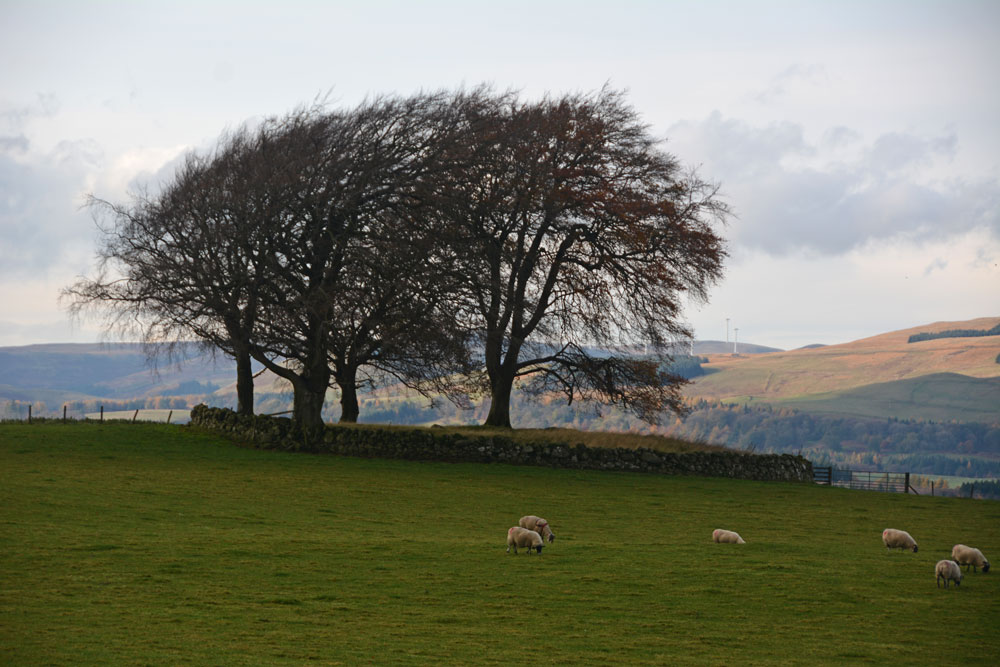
951;544;990;573
935;560;963;588
506;527;543;555
712;529;746;544
519;515;556;543
882;528;918;553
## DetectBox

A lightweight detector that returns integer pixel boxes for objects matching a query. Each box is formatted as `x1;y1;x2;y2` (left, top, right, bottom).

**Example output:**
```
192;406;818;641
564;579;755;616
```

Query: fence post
167;410;172;424
132;409;139;423
28;404;32;424
905;472;910;494
63;405;67;422
100;405;104;422
931;481;935;496
970;484;975;499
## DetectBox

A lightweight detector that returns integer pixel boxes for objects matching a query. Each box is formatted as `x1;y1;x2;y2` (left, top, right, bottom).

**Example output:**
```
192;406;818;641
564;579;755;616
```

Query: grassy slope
770;373;1000;422
688;317;1000;421
2;423;998;665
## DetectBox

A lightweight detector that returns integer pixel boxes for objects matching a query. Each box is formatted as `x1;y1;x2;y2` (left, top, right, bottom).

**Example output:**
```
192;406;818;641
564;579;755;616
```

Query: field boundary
813;466;916;493
190;405;813;482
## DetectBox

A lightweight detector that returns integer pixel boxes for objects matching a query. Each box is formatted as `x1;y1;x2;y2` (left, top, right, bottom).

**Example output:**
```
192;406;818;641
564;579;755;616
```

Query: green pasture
2;422;998;664
767;373;1000;423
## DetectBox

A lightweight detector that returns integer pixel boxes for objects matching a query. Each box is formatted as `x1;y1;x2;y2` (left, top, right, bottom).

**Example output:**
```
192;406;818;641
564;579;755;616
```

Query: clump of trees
907;323;1000;343
65;87;727;433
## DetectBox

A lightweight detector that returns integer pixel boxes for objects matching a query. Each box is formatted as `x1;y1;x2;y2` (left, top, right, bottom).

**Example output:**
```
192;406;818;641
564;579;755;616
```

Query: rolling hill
2;319;998;477
687;316;1000;422
769;373;1000;422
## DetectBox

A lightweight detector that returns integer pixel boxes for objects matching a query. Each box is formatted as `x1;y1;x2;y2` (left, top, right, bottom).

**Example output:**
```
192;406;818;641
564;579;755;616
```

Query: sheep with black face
935;560;963;589
506;527;543;554
882;528;918;553
519;515;555;543
951;544;990;573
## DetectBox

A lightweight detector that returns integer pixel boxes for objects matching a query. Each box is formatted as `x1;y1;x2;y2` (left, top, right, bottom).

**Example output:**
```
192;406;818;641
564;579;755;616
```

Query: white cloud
668;112;1000;256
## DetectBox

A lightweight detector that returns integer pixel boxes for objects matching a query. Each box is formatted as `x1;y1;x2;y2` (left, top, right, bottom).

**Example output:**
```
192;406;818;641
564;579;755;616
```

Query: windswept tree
67;95;474;431
436;88;728;427
241;95;474;429
64;124;281;415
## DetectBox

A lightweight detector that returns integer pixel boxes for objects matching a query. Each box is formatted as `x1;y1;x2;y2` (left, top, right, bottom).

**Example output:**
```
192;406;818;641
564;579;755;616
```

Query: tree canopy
66;87;728;431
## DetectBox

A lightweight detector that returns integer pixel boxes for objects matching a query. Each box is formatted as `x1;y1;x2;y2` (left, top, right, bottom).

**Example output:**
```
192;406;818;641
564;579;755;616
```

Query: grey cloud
923;258;948;276
667;113;999;256
0;134;29;153
866;132;957;177
752;64;828;104
972;245;997;269
822;126;860;148
1;93;59;133
0;140;104;281
671;112;811;179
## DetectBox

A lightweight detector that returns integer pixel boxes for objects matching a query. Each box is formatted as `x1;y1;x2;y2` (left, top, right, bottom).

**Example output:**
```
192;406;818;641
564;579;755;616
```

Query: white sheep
881;528;918;553
519;515;556;543
951;544;990;573
935;560;963;588
506;526;543;554
712;529;746;544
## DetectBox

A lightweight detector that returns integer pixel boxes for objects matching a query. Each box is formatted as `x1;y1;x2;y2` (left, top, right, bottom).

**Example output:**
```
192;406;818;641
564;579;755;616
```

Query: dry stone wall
190;405;813;482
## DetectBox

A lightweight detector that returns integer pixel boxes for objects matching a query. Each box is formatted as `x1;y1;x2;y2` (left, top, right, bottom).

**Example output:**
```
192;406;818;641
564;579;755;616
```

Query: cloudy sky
2;0;997;350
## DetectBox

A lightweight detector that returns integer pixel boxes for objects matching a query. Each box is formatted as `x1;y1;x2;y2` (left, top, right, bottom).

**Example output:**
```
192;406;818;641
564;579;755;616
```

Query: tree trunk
484;372;514;428
293;384;327;430
483;333;520;428
291;360;330;434
336;367;360;423
234;347;254;416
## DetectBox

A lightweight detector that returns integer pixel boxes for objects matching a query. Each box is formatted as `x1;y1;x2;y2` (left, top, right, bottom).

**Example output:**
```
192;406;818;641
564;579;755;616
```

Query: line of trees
907;323;1000;343
64;87;727;433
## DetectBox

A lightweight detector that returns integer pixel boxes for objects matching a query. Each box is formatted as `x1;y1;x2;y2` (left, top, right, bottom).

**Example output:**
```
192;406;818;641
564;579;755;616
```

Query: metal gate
813;467;914;493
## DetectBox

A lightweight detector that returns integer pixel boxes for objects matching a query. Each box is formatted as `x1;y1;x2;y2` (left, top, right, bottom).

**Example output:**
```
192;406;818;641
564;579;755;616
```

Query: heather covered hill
689;317;1000;419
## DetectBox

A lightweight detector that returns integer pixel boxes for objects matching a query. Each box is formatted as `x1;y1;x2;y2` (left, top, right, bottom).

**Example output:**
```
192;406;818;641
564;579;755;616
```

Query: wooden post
132;409;139;423
100;405;104;422
905;472;910;494
970;484;975;499
167;410;172;424
931;481;935;496
63;405;67;422
28;404;32;424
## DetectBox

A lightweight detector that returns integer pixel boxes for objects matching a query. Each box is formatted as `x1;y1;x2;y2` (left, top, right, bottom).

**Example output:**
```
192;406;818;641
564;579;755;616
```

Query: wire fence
3;404;191;424
813;466;915;494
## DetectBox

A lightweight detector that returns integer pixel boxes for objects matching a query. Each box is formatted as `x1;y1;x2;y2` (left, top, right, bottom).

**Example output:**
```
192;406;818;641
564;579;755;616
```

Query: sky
1;0;998;350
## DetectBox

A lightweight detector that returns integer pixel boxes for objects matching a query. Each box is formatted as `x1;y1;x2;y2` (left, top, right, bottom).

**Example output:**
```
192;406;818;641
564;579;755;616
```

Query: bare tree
68;94;475;432
434;88;728;427
64;124;280;415
241;96;474;429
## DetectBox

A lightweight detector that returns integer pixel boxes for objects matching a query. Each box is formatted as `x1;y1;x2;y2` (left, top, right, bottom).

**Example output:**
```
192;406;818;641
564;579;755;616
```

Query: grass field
2;422;999;664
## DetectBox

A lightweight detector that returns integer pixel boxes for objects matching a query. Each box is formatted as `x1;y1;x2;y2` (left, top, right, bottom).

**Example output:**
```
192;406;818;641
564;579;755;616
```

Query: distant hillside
771;373;1000;423
3;322;999;478
690;340;783;355
688;316;1000;423
0;343;252;417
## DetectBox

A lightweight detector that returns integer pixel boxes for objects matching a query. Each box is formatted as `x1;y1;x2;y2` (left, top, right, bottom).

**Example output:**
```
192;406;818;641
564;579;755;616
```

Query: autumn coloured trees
66;87;727;432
